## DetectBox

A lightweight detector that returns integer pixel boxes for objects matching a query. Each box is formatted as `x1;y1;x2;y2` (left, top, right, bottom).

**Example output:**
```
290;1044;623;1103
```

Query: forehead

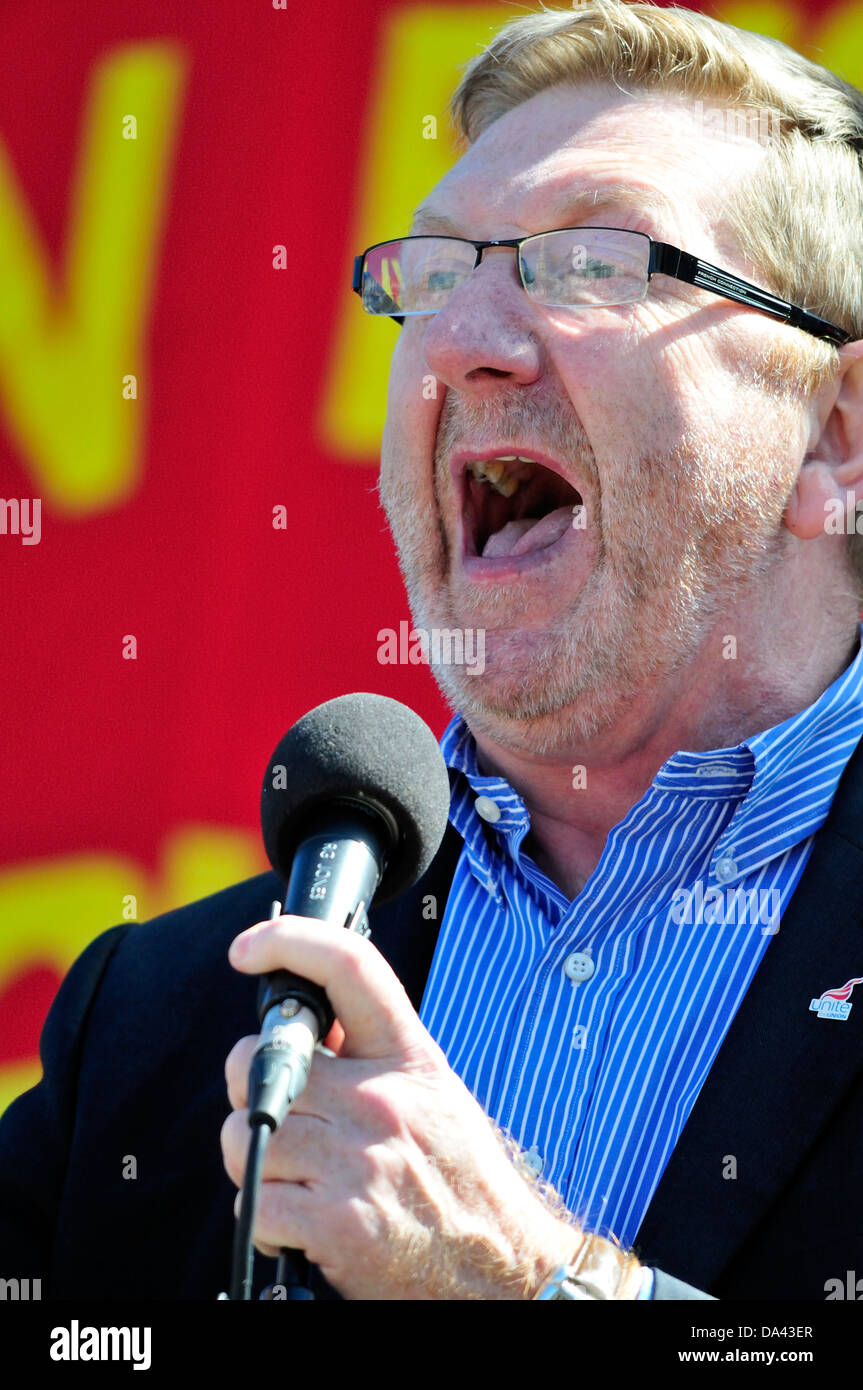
416;83;768;239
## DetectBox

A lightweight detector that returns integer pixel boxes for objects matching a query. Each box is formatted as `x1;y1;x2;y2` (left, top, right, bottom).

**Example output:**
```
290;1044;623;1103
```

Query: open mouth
461;455;583;561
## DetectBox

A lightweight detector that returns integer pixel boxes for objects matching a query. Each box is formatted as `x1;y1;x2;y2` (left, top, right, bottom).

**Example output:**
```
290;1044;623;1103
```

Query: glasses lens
520;228;650;307
361;238;476;315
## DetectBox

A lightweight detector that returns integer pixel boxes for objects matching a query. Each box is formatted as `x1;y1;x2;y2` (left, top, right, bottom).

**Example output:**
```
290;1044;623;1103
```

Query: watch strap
534;1234;641;1300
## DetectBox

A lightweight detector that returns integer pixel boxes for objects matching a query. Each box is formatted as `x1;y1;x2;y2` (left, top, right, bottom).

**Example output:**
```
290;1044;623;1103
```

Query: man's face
379;83;811;754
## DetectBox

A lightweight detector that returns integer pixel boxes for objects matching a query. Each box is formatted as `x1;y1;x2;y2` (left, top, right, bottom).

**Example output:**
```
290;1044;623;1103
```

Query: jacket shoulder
97;869;283;993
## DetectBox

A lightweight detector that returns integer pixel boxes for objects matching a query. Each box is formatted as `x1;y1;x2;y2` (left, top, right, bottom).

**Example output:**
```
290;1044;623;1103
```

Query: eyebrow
410;184;677;236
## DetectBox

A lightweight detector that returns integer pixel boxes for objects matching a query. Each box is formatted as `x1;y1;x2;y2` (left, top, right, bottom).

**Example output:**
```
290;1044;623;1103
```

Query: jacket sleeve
0;924;131;1282
651;1266;716;1300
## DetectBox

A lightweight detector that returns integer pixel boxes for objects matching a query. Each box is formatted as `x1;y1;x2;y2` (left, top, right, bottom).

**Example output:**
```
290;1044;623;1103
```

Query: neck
468;568;860;901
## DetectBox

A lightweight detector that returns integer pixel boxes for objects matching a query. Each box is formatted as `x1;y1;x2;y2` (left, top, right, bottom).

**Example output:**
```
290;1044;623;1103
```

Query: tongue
481;506;574;559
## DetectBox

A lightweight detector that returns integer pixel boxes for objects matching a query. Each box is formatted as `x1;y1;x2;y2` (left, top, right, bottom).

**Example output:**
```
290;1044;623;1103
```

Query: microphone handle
255;803;391;1036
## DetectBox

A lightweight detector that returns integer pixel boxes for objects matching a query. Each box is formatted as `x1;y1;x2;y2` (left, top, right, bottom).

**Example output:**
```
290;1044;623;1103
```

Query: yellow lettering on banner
322;0;863;463
713;3;801;43
705;3;863;85
317;5;502;461
814;1;863;87
0;825;263;1117
0;44;187;513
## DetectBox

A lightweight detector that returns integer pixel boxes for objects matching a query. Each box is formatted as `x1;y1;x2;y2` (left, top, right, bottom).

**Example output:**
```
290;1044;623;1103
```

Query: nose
420;246;544;392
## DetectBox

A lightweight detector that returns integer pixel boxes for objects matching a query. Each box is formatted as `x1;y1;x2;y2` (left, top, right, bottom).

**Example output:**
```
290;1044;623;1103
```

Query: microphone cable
229;1117;272;1301
226;902;320;1301
227;1112;314;1300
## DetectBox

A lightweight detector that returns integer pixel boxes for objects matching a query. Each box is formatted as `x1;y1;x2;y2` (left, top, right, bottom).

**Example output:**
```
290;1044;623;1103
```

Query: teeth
466;455;535;497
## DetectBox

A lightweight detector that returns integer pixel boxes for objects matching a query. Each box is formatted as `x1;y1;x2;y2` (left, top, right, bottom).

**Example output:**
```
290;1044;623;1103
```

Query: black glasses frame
352;229;852;344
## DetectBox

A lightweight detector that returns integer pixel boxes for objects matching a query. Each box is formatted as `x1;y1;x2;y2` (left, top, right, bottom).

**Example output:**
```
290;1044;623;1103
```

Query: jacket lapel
635;735;863;1287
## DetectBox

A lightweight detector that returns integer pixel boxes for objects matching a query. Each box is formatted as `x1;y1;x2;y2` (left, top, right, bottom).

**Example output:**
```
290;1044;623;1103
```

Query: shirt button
564;950;595;983
521;1145;543;1178
475;795;501;823
695;762;736;777
715;856;737;883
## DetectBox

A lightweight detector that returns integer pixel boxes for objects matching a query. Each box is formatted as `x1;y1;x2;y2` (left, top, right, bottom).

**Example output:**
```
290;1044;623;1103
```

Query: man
1;0;862;1301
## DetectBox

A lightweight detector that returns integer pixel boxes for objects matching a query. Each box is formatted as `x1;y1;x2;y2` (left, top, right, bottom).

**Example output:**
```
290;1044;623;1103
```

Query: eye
581;258;618;279
423;270;461;292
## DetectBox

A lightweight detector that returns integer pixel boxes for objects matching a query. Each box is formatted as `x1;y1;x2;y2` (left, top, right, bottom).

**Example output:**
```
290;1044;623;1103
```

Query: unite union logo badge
809;978;863;1021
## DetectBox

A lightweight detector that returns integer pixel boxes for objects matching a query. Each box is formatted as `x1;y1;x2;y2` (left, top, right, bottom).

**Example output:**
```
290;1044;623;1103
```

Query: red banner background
1;0;858;1113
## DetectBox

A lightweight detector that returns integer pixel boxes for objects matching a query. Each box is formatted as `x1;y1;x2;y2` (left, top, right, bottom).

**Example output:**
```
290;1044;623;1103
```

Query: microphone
248;692;451;1130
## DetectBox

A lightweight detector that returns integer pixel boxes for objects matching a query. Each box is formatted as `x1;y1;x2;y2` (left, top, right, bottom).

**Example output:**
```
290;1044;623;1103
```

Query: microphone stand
260;1250;314;1300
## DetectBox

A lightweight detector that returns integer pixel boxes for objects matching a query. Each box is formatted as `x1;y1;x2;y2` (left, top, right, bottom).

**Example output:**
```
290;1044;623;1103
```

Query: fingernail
229;928;258;960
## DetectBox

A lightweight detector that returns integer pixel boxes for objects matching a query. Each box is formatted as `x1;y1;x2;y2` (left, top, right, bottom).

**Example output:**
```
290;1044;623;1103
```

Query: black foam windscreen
260;693;452;903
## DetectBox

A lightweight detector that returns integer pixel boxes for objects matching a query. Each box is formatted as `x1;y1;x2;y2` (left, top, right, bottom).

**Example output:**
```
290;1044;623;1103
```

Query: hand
221;914;638;1300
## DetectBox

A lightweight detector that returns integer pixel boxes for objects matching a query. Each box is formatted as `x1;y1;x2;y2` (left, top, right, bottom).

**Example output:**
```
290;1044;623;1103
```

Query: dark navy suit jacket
2;739;862;1300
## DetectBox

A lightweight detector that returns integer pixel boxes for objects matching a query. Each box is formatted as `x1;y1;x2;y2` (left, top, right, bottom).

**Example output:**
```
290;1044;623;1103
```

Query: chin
425;633;627;755
442;679;623;756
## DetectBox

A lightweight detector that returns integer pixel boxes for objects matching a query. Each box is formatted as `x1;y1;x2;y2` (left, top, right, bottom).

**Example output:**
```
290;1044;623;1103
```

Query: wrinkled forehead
418;83;769;248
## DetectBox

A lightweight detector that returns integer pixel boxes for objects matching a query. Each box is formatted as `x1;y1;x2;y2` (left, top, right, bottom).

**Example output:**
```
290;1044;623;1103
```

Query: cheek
540;313;664;454
585;336;725;469
380;329;445;499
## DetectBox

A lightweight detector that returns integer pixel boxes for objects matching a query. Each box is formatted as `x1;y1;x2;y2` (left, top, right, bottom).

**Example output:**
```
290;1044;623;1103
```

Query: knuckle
225;1070;247;1111
334;1193;380;1251
224;1034;257;1083
353;1078;403;1138
335;935;371;988
220;1110;248;1180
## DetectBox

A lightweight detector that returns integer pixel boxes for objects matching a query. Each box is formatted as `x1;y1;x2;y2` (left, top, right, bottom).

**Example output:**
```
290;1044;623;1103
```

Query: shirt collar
441;623;863;890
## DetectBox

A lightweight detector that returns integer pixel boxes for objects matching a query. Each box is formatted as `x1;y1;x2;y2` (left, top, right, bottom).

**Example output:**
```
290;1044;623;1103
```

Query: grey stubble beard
380;383;799;758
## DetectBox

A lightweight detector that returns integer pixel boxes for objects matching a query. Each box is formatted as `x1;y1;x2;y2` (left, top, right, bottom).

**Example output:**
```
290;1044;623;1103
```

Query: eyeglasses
352;227;851;344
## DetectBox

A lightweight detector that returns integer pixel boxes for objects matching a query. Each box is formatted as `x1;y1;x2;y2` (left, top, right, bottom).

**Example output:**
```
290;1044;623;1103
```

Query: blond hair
450;1;863;579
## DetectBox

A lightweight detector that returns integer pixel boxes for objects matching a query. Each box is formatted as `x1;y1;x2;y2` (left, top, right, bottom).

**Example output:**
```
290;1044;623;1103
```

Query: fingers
224;1035;259;1111
322;1018;346;1055
231;1181;317;1260
221;1107;332;1187
225;1033;370;1120
222;1111;374;1277
228;916;420;1060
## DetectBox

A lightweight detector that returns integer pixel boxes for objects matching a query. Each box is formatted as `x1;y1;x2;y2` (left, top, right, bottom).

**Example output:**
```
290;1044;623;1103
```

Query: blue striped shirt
419;628;863;1277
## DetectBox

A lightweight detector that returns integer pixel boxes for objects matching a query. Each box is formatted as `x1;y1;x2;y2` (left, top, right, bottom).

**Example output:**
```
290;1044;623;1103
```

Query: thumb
228;915;419;1059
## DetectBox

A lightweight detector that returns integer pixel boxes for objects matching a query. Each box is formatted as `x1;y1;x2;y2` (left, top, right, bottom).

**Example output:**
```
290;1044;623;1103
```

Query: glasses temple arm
650;242;851;345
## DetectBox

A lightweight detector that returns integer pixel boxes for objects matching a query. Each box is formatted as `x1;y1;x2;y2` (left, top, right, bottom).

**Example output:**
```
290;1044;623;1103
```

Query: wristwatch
534;1234;642;1300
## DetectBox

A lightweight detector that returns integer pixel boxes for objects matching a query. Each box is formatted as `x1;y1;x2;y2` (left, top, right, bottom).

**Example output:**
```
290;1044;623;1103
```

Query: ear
783;340;863;540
